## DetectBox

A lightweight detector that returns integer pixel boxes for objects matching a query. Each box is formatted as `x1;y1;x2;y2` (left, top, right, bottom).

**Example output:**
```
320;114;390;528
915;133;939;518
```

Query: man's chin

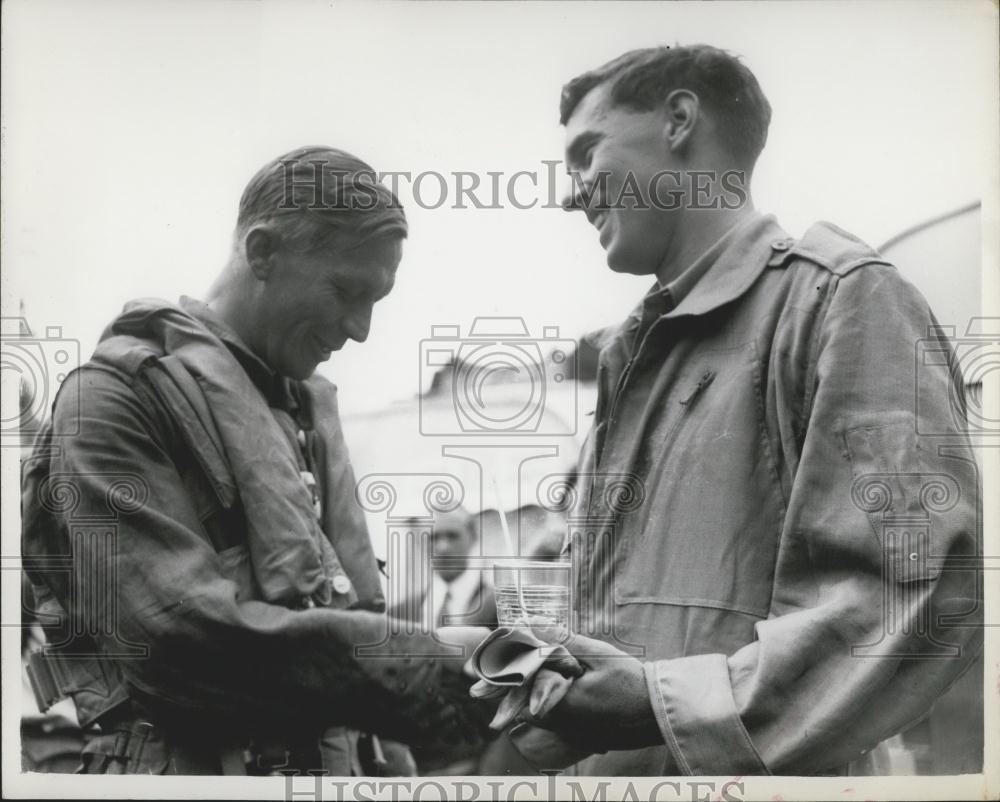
282;361;319;382
605;248;655;276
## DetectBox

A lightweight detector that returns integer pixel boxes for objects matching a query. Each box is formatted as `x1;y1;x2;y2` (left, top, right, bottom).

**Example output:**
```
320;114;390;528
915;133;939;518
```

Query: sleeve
643;264;983;774
33;365;474;743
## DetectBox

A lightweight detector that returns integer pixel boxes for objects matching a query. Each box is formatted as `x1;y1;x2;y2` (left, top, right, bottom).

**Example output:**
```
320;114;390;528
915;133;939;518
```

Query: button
909;552;919;561
297;430;307;448
331;574;352;594
771;238;792;251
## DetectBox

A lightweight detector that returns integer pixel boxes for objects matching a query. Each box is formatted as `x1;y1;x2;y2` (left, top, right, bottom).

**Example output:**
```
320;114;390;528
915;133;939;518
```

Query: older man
21;147;480;775
491;45;982;776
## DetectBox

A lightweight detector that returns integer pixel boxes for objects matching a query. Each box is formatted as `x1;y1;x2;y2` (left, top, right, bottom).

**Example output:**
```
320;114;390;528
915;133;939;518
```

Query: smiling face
563;83;679;276
252;235;401;380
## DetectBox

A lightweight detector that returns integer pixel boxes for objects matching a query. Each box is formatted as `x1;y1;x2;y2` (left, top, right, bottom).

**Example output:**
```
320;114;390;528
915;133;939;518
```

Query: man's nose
343;306;373;343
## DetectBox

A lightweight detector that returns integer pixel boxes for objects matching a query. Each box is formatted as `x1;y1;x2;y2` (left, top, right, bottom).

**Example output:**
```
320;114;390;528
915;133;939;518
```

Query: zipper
606;355;638;425
679;370;716;407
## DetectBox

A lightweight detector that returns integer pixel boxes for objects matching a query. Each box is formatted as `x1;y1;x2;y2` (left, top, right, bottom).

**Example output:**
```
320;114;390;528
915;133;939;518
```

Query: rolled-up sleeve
645;264;982;774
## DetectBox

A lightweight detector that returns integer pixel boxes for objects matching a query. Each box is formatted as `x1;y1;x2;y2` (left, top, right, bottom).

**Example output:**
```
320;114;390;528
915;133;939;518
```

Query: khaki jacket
569;214;982;775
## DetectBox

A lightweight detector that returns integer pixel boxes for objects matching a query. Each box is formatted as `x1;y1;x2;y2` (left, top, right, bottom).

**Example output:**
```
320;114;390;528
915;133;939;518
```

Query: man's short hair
560;44;772;169
236;146;407;253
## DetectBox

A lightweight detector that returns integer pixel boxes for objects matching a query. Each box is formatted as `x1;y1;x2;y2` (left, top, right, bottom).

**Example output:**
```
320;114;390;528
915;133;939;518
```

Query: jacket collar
661;212;788;320
602;213;786;349
179;296;298;414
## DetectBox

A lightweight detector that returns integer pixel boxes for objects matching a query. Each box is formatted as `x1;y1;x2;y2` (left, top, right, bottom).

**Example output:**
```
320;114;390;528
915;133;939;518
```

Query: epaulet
767;221;892;276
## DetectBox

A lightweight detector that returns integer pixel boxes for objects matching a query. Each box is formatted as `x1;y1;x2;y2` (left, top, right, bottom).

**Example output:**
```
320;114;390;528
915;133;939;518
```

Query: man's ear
662;89;699;154
244;225;280;280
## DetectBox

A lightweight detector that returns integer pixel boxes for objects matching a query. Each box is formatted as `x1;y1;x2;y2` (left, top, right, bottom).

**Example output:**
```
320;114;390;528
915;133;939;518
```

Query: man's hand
509;628;662;753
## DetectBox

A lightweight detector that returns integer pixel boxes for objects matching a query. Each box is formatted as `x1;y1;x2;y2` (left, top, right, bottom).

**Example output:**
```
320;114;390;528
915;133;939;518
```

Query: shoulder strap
145;357;238;510
772;221;893;276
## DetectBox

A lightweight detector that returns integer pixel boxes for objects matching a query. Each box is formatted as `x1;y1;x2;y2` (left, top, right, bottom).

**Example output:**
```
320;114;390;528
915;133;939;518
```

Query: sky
2;0;998;414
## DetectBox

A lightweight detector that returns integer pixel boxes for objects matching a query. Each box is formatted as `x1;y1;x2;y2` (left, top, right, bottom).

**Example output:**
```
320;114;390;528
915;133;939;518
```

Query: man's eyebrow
566;131;603;168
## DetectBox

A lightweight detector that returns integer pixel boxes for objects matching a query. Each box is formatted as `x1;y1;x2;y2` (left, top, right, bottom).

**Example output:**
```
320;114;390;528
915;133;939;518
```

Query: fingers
527;615;569;644
489;683;531;731
557;631;628;660
528;668;574;718
539;647;584;679
469;680;507;700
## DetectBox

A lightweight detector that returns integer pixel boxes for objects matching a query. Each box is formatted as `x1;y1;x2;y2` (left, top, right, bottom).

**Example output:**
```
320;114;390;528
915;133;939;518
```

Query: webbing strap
26;650;64;712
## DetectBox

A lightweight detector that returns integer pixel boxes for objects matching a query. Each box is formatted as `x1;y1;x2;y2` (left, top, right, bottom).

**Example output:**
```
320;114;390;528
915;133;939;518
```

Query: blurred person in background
430;508;498;629
389;509;497;775
390;508;497;630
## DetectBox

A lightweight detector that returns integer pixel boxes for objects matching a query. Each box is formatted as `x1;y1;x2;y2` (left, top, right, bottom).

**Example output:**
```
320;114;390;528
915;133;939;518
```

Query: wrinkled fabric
96;298;338;607
21;298;477;772
567;214;982;775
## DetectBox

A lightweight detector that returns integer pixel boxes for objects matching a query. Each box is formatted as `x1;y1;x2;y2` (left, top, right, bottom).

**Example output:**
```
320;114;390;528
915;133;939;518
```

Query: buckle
25;650;62;711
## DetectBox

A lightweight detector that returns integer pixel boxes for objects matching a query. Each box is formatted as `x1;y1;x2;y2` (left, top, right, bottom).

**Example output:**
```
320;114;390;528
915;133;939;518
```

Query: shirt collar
445;567;484;605
178;296;299;413
428;568;482;623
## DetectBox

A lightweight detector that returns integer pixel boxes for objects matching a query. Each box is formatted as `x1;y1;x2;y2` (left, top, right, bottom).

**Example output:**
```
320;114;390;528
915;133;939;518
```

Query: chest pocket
613;339;785;618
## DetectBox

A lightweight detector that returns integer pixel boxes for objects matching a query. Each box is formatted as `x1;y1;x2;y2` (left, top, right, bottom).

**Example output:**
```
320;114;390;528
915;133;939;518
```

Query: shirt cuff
644;653;769;775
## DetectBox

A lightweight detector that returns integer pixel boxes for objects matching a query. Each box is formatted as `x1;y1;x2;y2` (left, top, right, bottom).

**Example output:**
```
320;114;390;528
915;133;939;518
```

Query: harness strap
25;650;63;712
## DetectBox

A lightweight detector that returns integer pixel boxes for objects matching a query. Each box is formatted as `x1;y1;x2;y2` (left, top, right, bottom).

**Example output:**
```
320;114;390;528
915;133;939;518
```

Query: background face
3;1;995;416
431;510;476;582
